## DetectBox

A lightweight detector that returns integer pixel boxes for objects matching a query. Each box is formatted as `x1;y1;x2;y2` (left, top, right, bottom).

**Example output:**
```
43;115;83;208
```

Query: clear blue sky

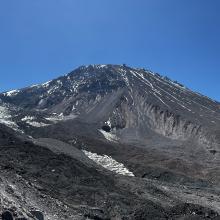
0;0;220;101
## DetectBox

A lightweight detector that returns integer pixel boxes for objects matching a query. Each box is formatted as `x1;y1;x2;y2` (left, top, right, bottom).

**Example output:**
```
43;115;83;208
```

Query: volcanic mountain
0;64;220;220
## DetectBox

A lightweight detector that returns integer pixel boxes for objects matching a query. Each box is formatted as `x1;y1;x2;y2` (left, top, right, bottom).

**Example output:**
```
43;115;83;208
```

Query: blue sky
0;0;220;101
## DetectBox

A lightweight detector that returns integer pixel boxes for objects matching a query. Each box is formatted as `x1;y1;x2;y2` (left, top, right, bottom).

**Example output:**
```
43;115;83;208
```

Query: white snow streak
119;69;130;86
21;116;36;121
26;121;49;127
45;113;77;122
42;80;52;88
21;116;49;127
82;150;134;176
105;119;111;127
129;70;170;108
3;90;20;97
99;129;118;142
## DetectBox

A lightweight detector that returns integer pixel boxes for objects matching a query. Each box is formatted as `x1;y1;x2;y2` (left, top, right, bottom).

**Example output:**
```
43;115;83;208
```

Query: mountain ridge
2;64;219;103
1;64;219;142
1;64;220;219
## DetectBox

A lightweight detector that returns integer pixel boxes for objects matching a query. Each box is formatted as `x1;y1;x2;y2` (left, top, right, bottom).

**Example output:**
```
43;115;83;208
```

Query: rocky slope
0;64;220;219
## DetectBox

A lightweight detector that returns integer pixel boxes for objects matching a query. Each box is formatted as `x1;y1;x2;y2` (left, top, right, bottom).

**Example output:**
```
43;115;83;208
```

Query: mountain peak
1;64;220;219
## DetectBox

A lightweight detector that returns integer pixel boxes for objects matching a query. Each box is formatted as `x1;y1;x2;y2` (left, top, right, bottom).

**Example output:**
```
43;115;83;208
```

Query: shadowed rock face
0;64;220;219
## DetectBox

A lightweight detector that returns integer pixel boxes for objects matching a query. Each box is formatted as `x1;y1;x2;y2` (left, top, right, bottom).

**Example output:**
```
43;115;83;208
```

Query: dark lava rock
102;125;111;132
83;208;110;220
170;203;219;219
30;210;44;220
84;214;110;220
130;205;168;220
2;210;14;220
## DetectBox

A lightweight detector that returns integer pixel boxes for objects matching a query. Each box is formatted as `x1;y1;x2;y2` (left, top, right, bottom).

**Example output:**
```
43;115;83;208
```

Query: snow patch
0;105;21;132
97;64;107;69
22;116;50;127
119;69;130;86
21;116;36;121
30;84;40;88
47;85;60;94
72;105;76;111
129;70;170;108
45;113;77;122
105;119;111;127
26;121;49;127
42;80;52;88
99;129;118;142
82;150;134;176
4;90;20;97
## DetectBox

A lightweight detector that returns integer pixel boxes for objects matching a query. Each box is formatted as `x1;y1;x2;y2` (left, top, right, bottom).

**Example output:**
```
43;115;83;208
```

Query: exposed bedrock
106;92;219;152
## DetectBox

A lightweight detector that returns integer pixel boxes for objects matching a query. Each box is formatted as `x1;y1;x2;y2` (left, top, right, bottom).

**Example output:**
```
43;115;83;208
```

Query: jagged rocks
169;203;220;219
1;210;44;220
2;211;13;220
101;125;111;132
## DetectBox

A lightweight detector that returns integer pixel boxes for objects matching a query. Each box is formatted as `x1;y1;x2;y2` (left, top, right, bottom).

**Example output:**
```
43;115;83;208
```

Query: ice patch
99;129;118;142
82;150;134;176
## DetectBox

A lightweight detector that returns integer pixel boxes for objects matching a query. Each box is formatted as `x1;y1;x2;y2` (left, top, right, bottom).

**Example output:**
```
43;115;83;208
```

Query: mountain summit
0;64;220;219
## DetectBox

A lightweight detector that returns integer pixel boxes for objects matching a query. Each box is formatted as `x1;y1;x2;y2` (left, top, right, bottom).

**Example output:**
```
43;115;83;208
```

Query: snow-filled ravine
82;150;134;177
0;105;20;131
21;116;49;127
